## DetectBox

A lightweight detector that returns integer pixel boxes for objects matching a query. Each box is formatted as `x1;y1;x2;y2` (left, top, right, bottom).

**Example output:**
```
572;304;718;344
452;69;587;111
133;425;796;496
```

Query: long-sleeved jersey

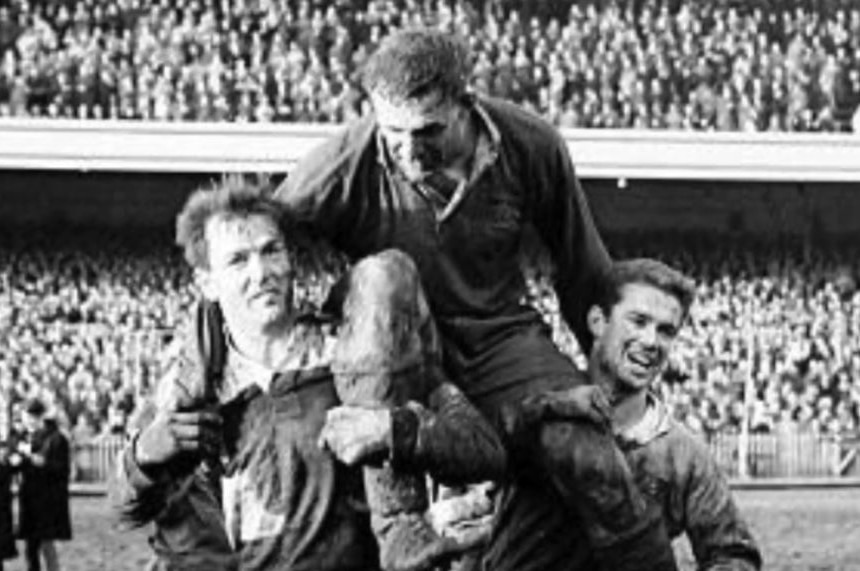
276;94;610;396
619;398;762;571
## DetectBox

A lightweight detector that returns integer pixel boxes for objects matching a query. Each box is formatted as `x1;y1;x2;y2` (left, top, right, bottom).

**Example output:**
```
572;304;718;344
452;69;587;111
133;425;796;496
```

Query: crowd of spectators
3;225;860;445
0;226;192;443
0;0;859;131
665;238;860;439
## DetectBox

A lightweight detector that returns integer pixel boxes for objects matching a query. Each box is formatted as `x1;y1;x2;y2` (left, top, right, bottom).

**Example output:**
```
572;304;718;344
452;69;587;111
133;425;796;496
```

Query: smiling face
589;282;684;396
371;89;465;182
197;213;294;333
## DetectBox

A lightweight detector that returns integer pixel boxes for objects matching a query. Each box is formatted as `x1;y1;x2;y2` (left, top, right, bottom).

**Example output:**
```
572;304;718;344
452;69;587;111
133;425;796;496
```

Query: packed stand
0;0;859;131
657;235;860;439
0;225;193;445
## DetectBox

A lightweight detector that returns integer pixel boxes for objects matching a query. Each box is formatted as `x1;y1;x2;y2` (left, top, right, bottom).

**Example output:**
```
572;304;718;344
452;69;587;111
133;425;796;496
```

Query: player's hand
134;409;222;468
436;515;494;552
519;385;612;428
318;406;391;465
429;485;494;532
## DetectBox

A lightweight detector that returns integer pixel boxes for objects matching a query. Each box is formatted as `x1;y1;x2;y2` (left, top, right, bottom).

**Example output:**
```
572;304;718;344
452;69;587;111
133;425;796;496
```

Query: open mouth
627;351;659;373
251;289;282;303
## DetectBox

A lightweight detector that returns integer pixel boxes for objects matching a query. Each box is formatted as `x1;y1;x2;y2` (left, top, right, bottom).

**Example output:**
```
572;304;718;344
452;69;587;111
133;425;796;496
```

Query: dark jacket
18;421;72;541
275;94;610;397
0;448;17;560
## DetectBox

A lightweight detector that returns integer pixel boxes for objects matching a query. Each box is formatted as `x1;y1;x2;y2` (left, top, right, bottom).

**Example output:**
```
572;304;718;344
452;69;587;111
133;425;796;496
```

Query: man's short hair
594;258;695;319
175;177;311;270
360;27;471;103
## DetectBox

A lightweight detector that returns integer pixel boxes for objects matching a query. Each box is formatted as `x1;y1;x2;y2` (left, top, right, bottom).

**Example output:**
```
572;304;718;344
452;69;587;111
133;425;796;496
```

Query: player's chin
620;366;656;390
249;304;288;326
397;159;438;180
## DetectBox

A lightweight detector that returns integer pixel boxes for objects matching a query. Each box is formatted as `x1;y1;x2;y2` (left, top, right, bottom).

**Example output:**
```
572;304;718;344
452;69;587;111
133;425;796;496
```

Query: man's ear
195;268;217;301
587;305;607;339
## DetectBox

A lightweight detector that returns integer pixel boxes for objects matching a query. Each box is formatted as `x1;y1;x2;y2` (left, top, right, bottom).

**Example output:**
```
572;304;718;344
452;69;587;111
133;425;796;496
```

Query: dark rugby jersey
220;366;376;571
276;94;610;397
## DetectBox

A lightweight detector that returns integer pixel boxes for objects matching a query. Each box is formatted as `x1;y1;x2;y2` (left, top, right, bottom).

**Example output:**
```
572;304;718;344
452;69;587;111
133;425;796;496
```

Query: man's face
589;283;684;395
198;213;294;331
22;412;40;433
371;90;463;182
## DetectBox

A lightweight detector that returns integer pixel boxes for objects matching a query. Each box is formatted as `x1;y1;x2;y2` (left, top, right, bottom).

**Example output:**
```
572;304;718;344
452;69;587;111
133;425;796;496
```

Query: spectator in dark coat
16;399;71;571
0;440;17;571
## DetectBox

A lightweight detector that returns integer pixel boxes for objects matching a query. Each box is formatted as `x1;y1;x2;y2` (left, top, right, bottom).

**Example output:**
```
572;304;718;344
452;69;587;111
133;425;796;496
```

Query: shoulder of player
477;95;567;152
284;114;378;194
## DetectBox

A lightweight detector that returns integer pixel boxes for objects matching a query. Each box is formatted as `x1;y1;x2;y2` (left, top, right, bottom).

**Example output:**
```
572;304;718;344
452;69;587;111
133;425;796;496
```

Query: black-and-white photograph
0;1;859;569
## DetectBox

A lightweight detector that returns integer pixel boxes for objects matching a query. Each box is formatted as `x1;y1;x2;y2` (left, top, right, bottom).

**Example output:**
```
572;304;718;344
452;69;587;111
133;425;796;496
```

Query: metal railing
71;437;125;483
709;431;851;479
69;431;860;484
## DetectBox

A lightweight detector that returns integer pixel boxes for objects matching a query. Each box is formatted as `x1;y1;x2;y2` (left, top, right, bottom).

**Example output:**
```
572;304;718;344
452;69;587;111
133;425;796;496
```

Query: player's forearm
693;520;761;571
686;459;762;571
390;383;507;485
109;441;171;528
537;143;611;353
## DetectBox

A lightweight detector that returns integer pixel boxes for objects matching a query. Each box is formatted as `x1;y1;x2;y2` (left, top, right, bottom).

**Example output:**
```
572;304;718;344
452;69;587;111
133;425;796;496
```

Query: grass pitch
3;486;859;570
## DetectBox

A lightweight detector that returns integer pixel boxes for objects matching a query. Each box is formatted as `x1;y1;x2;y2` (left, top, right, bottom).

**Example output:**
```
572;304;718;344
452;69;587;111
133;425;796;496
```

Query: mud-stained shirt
111;309;505;570
217;318;377;570
111;314;378;571
618;398;762;571
220;368;376;571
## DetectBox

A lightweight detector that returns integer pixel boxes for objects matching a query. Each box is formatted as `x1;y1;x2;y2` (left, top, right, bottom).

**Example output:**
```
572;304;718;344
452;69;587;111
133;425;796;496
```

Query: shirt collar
471;94;502;155
221;316;337;397
225;333;279;395
617;393;672;446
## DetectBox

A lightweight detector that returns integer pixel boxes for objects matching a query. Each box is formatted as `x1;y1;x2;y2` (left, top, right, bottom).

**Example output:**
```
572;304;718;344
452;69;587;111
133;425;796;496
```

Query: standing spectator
852;101;860;133
0;7;19;57
0;439;16;571
16;399;71;571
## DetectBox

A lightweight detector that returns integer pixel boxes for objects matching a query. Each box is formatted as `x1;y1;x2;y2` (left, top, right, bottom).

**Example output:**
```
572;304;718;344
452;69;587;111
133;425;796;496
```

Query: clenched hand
135;409;223;468
318;406;391;465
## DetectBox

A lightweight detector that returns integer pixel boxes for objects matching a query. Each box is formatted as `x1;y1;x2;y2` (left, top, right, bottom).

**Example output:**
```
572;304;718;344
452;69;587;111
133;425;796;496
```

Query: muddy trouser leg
462;327;677;571
332;249;453;571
